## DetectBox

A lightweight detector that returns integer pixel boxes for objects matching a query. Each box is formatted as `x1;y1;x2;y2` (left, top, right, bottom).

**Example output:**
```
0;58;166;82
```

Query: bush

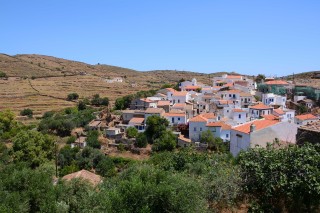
0;71;8;78
126;127;138;138
135;133;148;148
152;130;176;152
86;130;101;149
20;108;33;118
67;93;79;101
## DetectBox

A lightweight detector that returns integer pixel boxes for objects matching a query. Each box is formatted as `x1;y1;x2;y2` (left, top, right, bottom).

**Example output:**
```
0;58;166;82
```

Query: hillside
0;53;222;116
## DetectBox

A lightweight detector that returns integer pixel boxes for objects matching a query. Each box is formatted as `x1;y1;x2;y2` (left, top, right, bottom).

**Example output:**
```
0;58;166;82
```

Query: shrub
135;133;148;148
0;71;8;78
20;108;33;118
126;127;138;138
67;93;79;101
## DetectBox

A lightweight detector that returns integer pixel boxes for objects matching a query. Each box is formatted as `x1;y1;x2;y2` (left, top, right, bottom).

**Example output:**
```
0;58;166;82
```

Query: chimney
250;123;256;133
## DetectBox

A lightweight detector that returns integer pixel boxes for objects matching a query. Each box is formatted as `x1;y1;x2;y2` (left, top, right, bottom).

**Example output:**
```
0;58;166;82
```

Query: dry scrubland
0;54;213;115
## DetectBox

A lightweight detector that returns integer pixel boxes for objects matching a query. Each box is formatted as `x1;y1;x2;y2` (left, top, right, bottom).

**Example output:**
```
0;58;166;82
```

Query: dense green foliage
145;115;169;143
238;143;320;212
126;126;138;138
12;130;55;168
200;130;227;152
152;130;176;152
91;94;109;106
20;108;33;118
86;130;101;149
66;93;79;101
135;132;148;148
38;108;95;137
114;89;157;110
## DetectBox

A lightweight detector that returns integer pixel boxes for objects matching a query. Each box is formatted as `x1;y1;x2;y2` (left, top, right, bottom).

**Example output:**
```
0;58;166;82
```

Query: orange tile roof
223;83;234;88
129;117;145;124
145;108;164;114
189;115;208;122
201;113;216;119
164;112;186;117
295;114;318;121
226;75;242;79
233;108;245;112
172;103;186;108
265;80;289;85
233;120;279;134
206;121;231;130
166;88;177;93
262;114;279;120
62;170;102;186
172;91;188;96
220;89;241;94
157;100;170;106
202;87;212;91
249;103;272;110
184;85;201;90
273;108;285;115
212;86;222;89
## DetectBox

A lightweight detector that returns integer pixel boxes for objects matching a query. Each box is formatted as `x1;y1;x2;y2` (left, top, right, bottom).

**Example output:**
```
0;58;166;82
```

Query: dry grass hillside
0;53;227;116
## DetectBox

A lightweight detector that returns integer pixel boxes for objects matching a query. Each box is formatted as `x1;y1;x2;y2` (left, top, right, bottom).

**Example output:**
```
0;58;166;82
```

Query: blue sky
1;0;319;76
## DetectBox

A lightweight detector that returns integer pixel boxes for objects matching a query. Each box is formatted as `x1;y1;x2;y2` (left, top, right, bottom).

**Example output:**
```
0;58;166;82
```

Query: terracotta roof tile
249;103;272;110
145;108;164;114
273;108;285;115
129;117;145;124
295;114;318;121
201;113;216;119
172;91;188;96
157;100;170;106
226;75;242;79
265;80;289;85
262;114;279;120
206;121;231;130
164;112;186;117
233;108;245;112
233;120;279;134
184;85;201;90
189;115;208;122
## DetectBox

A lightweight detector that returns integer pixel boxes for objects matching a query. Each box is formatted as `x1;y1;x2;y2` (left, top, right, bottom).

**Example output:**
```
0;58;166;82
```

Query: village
72;73;320;157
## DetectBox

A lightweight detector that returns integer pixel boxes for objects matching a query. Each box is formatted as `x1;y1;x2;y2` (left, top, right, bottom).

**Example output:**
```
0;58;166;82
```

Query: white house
230;120;298;156
232;109;247;125
128;117;145;132
262;93;287;108
249;103;273;119
144;108;165;121
294;114;318;125
206;121;231;142
164;111;187;125
273;108;295;122
179;78;198;91
172;91;191;104
189;113;216;141
71;137;87;149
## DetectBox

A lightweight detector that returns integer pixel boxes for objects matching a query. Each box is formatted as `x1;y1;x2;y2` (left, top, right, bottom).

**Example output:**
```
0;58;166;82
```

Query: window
227;110;229;113
238;114;241;119
194;127;196;131
226;134;229;138
178;117;180;121
200;127;202;131
229;94;231;97
178;99;180;103
172;118;174;123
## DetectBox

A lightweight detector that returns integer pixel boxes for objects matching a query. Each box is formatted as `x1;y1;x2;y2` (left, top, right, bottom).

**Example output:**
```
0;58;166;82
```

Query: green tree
297;104;308;114
238;143;320;212
99;164;208;213
20;108;33;118
135;132;148;148
152;130;176;152
145;115;169;143
126;126;138;138
0;109;16;133
12;130;55;168
200;130;226;152
86;130;101;149
255;74;266;83
77;100;87;110
67;93;79;101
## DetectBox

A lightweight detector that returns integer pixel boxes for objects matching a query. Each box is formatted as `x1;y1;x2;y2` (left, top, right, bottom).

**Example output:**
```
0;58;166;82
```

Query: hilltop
0;53;231;116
